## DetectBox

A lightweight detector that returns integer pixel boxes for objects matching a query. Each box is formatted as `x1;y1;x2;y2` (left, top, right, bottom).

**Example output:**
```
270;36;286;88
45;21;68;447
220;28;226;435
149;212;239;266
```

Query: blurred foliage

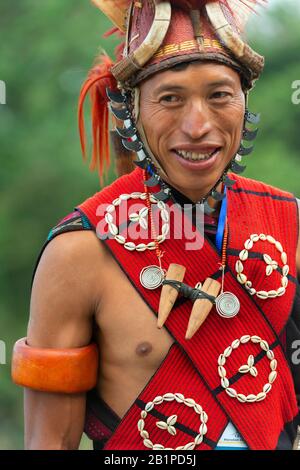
0;0;299;450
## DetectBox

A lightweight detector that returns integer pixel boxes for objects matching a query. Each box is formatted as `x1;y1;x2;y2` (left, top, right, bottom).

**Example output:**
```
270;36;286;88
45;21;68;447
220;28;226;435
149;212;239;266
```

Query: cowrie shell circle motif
236;234;289;299
104;193;170;251
218;335;278;403
138;393;208;450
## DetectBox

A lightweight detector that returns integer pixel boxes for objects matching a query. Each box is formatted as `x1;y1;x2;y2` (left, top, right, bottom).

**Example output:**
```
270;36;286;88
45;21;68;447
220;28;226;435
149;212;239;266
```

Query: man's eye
211;91;231;100
160;95;180;103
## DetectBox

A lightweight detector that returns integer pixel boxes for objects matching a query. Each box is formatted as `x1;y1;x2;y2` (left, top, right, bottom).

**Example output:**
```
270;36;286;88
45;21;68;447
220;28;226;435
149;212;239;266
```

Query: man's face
139;62;245;199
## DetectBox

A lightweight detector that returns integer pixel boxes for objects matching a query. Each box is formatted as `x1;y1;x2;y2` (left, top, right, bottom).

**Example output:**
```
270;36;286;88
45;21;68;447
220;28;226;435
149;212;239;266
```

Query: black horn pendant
122;139;143;152
116;126;137;139
106;88;126;104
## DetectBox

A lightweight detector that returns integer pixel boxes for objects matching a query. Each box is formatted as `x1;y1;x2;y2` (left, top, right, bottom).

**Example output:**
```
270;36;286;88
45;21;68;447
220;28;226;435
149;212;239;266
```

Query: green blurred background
0;0;299;450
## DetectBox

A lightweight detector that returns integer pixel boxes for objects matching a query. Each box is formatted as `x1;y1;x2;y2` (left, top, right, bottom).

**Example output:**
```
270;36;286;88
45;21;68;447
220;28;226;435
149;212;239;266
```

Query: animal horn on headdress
111;0;172;82
205;0;266;79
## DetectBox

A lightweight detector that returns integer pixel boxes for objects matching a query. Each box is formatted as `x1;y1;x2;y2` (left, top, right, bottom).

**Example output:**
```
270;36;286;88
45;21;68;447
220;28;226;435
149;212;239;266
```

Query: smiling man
12;0;300;451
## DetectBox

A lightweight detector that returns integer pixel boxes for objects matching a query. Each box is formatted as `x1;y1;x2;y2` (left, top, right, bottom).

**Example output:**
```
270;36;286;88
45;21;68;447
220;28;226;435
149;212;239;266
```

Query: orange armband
11;338;99;394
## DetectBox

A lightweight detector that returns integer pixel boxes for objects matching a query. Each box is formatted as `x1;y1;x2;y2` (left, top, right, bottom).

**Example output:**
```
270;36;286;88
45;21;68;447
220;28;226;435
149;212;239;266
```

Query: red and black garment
76;168;300;450
33;168;300;450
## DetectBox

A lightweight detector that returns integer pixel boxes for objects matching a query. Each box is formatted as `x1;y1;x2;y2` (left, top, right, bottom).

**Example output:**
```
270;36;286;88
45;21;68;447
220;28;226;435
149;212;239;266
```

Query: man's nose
181;101;213;139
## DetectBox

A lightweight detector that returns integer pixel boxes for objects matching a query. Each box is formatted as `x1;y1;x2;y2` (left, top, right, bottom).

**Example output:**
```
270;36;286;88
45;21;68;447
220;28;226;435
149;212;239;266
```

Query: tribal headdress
78;0;266;207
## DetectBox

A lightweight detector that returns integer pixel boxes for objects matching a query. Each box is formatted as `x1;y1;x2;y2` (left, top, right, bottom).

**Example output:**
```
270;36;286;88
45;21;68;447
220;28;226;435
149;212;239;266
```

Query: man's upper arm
25;230;100;449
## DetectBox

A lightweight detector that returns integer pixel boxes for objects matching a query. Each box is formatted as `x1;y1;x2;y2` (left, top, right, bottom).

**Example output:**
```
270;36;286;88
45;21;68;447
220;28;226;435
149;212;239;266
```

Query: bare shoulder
29;230;106;348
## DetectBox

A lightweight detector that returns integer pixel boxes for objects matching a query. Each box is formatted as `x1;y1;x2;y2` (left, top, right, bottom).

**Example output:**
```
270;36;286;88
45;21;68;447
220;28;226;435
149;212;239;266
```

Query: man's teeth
175;150;216;161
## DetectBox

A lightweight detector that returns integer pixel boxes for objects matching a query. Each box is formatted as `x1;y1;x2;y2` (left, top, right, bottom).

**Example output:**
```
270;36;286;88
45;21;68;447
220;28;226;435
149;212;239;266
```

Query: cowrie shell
163;393;174;401
139;218;148;230
235;260;244;273
147;241;156;249
260;340;269;351
105;213;113;224
221;377;229;389
120;193;130;200
139;207;149;218
199;423;208;435
267;290;278;298
225;388;237;398
138;419;145;431
183;442;195;450
194;404;203;414
174;393;184;402
239;365;250;374
109;223;118;236
153;396;164;404
218;354;226;366
263;383;272;394
266;235;276;244
267;350;274;360
239;249;249;261
231;339;240;349
282;265;289;276
237;273;247;284
263;254;273;265
270;359;277;371
106;204;115;213
141;430;149;439
281;276;288;288
240;335;251;344
218;366;227;378
224;346;233;357
136;243;147;252
276;241;283;252
244;239;253;250
251;335;261;343
269;371;277;384
195;434;203;445
153;444;165;450
143;439;153;449
266;265;273;276
277;287;286;297
237;393;247;403
250;234;259;242
157;201;166;210
145;402;154;412
161;209;169;222
250;367;258;377
256;392;267;402
257;290;269;299
124;241;136;251
281;252;287;265
259;234;267;240
246;394;257;402
115;234;126;244
184;398;196;407
129;213;139;222
162;223;169;237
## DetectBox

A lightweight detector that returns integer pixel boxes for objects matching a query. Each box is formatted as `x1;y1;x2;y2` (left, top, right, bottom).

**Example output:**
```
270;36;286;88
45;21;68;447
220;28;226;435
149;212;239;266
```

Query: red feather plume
78;55;117;183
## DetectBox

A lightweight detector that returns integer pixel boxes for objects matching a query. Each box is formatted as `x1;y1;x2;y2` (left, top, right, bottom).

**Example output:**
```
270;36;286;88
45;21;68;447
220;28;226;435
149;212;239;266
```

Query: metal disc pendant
216;292;240;318
140;266;164;290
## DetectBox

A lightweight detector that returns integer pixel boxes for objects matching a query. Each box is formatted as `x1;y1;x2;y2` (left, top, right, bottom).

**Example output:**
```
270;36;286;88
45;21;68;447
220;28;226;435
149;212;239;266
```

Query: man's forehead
142;64;239;93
